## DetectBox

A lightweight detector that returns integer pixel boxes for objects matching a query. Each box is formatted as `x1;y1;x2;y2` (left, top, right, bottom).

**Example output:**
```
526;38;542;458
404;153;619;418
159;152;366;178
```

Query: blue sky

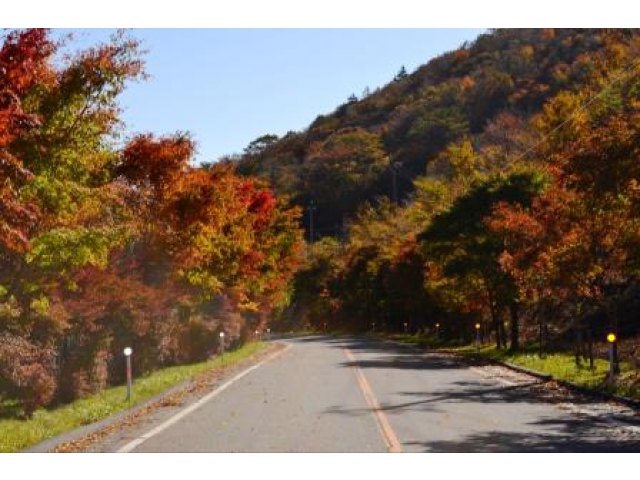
60;29;486;163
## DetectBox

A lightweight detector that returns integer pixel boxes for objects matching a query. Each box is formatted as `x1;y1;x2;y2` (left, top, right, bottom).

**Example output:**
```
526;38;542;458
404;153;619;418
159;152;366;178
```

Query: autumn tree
0;29;54;252
302;128;388;228
1;30;303;414
420;170;547;349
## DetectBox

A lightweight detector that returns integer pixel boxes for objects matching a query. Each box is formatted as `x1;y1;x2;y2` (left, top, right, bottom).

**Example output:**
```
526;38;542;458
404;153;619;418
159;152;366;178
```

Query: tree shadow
325;380;545;418
338;356;463;371
320;337;640;451
0;398;24;419
326;377;640;451
406;415;640;452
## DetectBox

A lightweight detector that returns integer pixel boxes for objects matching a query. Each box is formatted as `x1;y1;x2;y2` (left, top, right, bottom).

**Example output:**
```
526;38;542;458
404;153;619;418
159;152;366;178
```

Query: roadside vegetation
0;29;302;417
4;27;640;440
0;341;267;453
384;332;640;400
266;29;640;391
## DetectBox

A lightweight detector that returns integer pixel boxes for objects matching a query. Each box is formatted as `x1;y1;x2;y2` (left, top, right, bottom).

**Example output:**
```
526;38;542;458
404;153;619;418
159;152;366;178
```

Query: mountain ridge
235;28;638;233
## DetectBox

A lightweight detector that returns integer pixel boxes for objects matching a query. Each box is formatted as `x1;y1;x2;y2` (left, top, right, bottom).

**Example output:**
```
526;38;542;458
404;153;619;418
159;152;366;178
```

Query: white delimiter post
219;331;225;360
123;347;133;407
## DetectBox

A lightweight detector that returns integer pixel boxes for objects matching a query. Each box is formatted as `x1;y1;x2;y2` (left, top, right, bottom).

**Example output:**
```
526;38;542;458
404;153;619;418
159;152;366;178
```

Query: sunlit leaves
303;128;388;213
0;29;303;413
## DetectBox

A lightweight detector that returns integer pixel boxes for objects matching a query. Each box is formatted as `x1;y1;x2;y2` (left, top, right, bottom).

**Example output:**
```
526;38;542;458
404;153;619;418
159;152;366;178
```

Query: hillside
236;28;639;235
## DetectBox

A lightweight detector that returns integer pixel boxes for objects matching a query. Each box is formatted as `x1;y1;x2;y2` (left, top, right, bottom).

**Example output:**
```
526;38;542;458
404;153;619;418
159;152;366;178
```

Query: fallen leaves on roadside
51;343;283;453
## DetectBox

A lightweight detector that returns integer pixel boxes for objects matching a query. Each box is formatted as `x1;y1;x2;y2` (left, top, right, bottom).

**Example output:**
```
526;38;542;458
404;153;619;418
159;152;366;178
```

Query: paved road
101;336;640;452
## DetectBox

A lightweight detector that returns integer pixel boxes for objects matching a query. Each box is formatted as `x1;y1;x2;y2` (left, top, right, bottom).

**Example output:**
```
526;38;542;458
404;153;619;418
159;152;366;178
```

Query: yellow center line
344;348;402;453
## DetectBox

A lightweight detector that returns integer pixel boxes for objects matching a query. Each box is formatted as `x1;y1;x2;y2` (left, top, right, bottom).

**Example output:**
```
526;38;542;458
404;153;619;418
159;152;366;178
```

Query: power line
391;162;401;204
512;56;640;165
396;57;640;187
307;200;316;243
307;56;640;245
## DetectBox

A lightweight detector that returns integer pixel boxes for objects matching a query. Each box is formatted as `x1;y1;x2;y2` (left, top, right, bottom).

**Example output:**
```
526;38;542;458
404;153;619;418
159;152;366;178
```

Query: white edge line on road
116;344;292;453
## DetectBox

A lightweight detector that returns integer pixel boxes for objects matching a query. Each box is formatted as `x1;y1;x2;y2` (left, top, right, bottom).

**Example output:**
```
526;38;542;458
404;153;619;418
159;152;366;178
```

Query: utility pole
391;162;401;204
308;200;316;243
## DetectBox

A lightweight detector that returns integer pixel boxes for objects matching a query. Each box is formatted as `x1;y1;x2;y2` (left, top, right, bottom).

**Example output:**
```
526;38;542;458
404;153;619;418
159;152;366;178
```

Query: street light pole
308;201;317;243
389;161;403;204
475;323;481;353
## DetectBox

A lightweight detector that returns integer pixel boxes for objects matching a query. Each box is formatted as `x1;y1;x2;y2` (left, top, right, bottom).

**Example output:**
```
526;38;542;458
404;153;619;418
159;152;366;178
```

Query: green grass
479;347;639;399
0;341;267;453
386;333;640;401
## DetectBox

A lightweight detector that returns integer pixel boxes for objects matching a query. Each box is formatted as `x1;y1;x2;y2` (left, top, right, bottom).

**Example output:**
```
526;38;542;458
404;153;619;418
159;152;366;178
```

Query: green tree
419;170;547;349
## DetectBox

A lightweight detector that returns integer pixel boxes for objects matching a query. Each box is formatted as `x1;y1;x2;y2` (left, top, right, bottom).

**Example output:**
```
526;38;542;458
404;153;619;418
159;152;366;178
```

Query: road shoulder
26;342;286;453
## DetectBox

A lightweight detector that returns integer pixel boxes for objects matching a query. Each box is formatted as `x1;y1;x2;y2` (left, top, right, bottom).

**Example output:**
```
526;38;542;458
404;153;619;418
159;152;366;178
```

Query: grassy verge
384;333;640;401
0;341;267;453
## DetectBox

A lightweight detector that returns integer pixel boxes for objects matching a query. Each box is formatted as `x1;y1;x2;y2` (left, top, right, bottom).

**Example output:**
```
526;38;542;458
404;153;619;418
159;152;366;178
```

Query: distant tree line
269;29;640;368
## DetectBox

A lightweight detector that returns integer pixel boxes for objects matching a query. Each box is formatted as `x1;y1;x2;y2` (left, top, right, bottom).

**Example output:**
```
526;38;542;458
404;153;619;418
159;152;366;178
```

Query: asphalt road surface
98;336;640;452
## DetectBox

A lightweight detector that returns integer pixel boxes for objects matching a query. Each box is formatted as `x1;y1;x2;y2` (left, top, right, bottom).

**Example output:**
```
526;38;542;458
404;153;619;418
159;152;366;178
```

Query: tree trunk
498;315;508;350
509;302;520;351
490;305;502;349
574;321;583;367
538;317;544;358
612;301;620;374
587;317;594;370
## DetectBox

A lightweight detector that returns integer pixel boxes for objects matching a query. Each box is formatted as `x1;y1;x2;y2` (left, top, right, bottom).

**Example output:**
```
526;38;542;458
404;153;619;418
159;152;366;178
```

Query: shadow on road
306;335;640;452
404;416;640;452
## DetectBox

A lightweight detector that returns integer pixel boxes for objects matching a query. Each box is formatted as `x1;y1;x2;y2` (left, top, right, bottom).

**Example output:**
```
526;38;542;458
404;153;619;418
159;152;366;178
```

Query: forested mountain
237;29;639;235
252;28;640;371
3;27;640;419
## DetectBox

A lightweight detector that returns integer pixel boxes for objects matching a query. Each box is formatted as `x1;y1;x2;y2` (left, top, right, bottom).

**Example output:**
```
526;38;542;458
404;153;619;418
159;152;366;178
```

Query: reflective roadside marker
123;347;133;406
607;332;617;383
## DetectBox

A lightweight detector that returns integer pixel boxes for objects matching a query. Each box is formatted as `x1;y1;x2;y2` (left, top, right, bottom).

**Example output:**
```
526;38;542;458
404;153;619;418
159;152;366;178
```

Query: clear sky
59;29;486;163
